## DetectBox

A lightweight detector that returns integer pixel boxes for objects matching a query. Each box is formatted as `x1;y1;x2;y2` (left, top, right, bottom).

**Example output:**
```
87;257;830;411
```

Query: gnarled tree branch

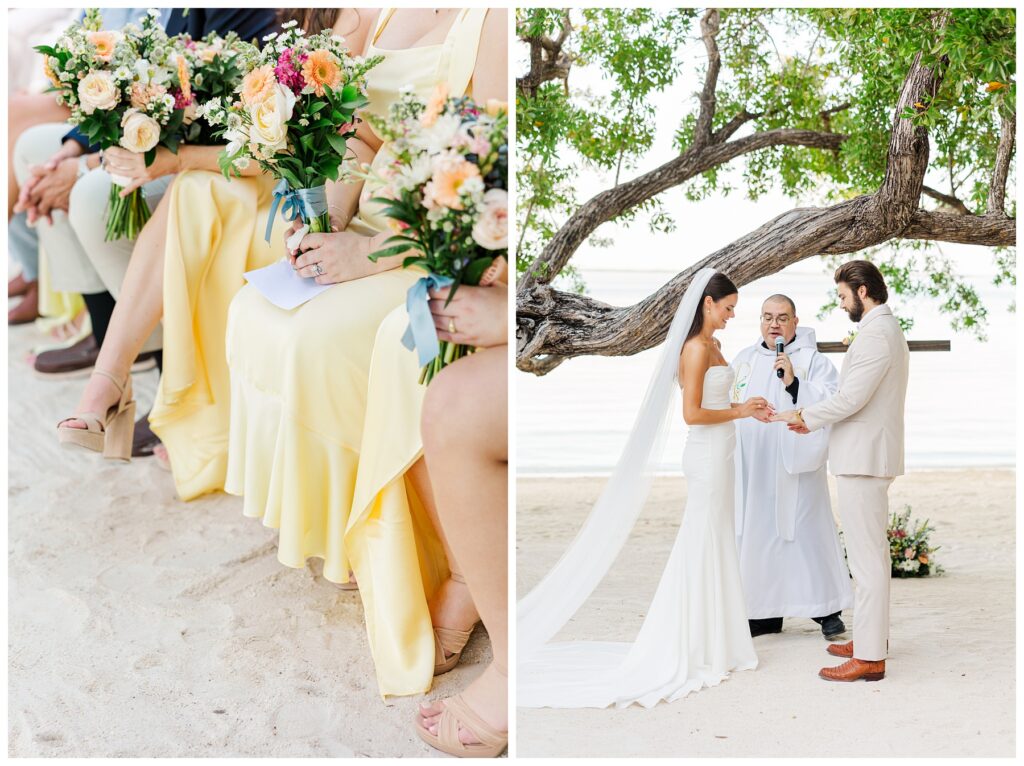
922;185;972;215
694;9;722;148
987;113;1015;215
517;128;848;294
517;10;573;99
517;19;1016;372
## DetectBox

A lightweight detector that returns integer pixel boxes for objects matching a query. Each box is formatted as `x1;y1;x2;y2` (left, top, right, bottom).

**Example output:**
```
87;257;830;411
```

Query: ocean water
517;264;1017;474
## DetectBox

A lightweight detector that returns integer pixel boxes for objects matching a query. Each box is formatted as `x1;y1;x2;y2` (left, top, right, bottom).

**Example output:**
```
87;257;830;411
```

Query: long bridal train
517;268;757;709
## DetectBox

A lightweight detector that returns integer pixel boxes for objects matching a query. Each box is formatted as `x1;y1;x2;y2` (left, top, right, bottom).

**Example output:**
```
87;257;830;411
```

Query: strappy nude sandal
433;571;477;675
56;370;135;461
415;694;508;758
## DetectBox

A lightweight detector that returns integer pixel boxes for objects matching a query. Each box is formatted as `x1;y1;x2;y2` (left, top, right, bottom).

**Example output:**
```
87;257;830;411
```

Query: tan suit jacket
801;305;909;478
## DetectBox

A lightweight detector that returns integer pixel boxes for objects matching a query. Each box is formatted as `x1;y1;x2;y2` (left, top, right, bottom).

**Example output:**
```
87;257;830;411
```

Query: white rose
248;83;296;153
471;188;508;250
77;71;120;114
119;109;162;153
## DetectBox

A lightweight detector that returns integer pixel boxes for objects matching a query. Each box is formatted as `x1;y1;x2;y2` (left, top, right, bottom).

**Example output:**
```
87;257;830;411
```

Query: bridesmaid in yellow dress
224;8;507;701
53;9;375;478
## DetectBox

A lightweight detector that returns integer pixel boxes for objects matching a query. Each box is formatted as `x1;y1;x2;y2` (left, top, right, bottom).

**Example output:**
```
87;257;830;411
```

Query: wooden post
817;340;950;353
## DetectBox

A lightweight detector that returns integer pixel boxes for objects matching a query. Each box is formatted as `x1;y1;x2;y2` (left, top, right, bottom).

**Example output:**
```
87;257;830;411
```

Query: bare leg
63;190;170;428
408;457;480;641
417;346;508;743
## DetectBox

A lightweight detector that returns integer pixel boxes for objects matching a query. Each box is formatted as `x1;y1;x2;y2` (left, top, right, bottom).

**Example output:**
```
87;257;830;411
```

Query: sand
516;471;1015;757
7;320;491;757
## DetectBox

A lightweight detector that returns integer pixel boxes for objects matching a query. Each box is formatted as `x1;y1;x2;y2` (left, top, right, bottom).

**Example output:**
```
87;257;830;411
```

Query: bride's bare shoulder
678;337;711;378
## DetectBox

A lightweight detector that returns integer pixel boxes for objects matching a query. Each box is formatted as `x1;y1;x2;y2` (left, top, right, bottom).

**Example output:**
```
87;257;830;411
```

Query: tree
516;8;1016;374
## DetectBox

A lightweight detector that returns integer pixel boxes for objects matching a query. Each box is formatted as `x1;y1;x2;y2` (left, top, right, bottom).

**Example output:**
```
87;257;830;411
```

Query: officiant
731;294;853;639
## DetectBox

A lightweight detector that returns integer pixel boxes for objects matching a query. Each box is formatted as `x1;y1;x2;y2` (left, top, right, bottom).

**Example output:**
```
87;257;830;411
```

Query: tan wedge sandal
56;370;135;461
433;571;478;675
415;694;508;758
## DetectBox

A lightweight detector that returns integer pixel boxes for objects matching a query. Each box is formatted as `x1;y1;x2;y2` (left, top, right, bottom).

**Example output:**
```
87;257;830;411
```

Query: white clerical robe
732;326;854;619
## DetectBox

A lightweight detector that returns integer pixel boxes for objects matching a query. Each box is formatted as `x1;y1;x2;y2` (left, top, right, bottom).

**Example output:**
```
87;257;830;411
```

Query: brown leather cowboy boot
827;640;888;658
819;658;885;682
827;641;854;658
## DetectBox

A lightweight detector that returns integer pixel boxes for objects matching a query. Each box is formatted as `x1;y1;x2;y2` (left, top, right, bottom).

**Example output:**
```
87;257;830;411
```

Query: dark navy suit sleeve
62;126;100;153
191;9;280;45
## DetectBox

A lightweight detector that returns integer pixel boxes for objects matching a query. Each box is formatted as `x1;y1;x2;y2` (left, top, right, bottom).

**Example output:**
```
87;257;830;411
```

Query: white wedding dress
518;269;758;709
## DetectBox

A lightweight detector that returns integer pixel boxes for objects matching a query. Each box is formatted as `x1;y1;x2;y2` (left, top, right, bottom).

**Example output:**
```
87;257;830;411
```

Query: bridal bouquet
175;31;256;145
356;87;509;385
199;20;381;238
37;9;190;240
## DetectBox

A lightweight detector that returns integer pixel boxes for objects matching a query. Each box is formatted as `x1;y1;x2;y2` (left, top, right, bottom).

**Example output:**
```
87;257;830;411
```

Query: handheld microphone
775;336;785;378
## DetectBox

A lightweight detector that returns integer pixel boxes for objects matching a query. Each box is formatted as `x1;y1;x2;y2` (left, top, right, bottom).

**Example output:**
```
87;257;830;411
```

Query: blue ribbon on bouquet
265;180;328;242
402;273;454;367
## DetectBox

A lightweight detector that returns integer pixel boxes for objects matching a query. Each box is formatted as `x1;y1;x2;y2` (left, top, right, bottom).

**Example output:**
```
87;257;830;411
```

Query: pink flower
171;88;193;109
274;48;307;95
904;548;915;559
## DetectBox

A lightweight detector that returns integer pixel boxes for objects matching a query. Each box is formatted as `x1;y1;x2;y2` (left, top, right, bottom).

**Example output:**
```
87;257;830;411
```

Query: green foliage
517;7;1016;332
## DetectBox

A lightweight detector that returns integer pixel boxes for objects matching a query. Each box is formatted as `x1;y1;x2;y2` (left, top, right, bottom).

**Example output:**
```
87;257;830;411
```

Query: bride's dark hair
685;271;738;342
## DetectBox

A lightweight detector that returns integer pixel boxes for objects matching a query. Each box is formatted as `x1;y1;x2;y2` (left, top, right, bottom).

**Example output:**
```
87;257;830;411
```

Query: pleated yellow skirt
149;170;283;501
224;267;448;698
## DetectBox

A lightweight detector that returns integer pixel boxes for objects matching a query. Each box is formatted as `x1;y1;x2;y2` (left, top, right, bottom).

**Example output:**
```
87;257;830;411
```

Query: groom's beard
846;294;865;323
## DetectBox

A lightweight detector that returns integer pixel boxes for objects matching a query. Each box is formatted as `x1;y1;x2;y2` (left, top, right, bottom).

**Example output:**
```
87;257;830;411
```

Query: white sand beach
516;472;1015;757
7;322;490;757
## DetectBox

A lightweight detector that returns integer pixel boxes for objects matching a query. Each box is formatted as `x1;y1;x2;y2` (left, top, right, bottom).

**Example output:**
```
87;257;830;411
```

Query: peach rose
471;188;508;250
423;153;481;210
301;49;341;98
240;64;276;106
77;71;119;113
119;109;161;153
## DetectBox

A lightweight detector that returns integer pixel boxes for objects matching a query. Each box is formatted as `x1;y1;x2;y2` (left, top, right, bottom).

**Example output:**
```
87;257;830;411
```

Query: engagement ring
313;263;324;276
448;318;457;334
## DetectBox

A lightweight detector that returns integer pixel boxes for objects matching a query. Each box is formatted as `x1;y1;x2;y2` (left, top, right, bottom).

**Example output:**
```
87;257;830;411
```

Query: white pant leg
835;474;893;661
67;169;172;353
12;123;105;294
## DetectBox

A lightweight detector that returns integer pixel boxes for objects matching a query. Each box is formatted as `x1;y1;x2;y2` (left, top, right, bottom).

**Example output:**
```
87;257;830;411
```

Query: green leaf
325;131;349;157
463;256;497;286
368;242;415;261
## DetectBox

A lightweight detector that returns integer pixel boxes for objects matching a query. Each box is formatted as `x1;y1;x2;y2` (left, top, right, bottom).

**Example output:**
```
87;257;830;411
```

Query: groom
772;260;909;682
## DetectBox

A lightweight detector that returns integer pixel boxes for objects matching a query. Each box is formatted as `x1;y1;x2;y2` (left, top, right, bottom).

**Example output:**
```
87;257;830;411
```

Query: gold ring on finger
448;318;457;334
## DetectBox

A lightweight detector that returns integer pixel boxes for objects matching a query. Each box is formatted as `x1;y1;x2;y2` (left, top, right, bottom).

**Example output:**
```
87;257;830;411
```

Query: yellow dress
223;9;489;698
148;171;283;500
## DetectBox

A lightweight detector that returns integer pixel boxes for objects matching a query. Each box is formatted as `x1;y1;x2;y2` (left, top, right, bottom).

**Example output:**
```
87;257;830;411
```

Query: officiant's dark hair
835;260;888;304
686;272;738;342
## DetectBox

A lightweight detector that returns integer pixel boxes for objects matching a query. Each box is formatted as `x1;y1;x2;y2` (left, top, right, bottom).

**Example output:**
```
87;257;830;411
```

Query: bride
518;268;773;709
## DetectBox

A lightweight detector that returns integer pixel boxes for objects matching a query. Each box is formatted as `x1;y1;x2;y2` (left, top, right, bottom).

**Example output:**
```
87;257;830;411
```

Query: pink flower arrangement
274;48;307;95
